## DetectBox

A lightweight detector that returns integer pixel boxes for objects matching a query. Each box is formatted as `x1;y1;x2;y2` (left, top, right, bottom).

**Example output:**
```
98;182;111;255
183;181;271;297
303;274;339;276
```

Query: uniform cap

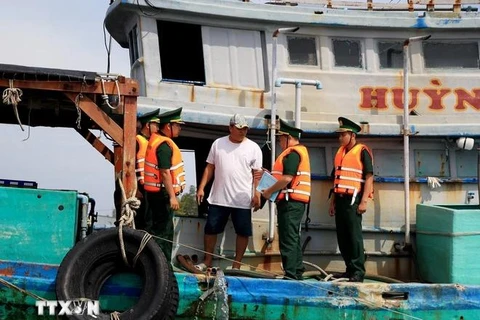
159;107;185;124
336;117;361;133
276;118;303;139
138;108;160;124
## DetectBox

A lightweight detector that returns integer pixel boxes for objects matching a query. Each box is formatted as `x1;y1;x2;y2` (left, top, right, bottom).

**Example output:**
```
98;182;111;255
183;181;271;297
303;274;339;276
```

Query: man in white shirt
196;114;263;270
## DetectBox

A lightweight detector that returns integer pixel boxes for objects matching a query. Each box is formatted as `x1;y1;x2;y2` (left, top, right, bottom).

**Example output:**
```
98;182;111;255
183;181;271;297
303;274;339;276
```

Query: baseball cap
229;114;249;129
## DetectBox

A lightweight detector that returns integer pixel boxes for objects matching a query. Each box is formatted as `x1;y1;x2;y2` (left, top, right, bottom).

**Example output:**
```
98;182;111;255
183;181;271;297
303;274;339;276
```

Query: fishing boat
2;0;480;318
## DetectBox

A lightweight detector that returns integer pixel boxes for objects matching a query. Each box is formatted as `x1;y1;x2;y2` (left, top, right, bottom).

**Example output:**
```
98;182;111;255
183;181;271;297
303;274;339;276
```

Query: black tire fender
55;227;178;320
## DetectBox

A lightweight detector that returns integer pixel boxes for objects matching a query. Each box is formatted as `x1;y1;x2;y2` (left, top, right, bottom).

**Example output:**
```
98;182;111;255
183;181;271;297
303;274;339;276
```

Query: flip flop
194;262;208;272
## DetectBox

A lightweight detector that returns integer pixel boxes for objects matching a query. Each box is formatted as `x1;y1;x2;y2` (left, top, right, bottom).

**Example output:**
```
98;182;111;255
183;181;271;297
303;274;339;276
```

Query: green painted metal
416;204;480;284
0;186;78;264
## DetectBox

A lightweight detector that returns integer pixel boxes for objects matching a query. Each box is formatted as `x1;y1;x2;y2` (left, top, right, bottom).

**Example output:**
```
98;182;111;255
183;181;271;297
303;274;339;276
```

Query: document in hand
256;171;279;202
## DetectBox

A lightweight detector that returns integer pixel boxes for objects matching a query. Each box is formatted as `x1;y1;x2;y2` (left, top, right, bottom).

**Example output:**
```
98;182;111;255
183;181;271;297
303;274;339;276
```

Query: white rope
0;277;47;301
116;175;140;266
100;78;121;110
132;232;153;268
74;93;83;130
2;79;25;131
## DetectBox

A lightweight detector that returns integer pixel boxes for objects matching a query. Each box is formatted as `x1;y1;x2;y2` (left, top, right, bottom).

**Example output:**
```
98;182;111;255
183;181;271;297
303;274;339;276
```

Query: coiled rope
115;175;152;268
2;79;25;131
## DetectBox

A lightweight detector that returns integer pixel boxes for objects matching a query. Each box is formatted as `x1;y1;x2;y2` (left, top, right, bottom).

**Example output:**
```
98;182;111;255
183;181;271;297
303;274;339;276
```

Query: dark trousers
277;200;306;280
134;185;151;231
146;190;174;262
334;194;365;278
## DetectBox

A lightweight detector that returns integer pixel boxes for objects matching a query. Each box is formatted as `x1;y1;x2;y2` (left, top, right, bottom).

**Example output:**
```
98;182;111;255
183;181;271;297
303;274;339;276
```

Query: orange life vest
143;133;186;194
333;143;373;203
135;135;149;185
272;145;311;203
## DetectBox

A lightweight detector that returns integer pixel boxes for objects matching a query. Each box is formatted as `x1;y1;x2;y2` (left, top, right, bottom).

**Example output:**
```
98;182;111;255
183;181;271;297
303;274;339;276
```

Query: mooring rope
2;79;25;131
116;175;140;266
0;277;47;301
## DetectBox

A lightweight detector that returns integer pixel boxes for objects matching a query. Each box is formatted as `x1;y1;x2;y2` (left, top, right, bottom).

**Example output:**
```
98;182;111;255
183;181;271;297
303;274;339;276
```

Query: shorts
204;204;252;237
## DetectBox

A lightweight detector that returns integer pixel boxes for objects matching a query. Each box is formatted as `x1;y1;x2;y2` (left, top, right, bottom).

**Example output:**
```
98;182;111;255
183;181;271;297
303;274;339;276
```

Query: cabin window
423;42;479;69
378;41;403;69
202;27;265;91
332;39;362;68
287;36;318;66
157;21;206;84
128;25;139;65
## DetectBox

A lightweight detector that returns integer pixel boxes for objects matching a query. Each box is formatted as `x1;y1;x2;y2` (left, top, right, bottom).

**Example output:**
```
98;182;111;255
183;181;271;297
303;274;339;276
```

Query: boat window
378;41;403;69
423;42;479;69
287;36;318;65
157;21;206;85
202;27;266;91
332;39;362;68
128;25;139;66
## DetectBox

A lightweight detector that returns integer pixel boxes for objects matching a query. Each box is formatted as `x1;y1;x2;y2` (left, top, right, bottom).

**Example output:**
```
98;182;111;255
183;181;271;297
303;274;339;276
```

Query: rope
74;93;83;130
100;78;121;110
110;311;121;320
0;277;47;301
115;175;140;266
2;79;25;131
132;233;153;268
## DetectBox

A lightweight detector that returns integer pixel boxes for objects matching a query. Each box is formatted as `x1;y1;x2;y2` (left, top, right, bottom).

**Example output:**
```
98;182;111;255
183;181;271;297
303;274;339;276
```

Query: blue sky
0;1;196;216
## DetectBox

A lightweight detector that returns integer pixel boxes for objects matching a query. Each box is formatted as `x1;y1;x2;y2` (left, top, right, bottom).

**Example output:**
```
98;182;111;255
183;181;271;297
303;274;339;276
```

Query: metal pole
295;82;301;128
267;27;299;243
268;34;278;244
275;78;322;129
402;40;411;246
402;35;430;247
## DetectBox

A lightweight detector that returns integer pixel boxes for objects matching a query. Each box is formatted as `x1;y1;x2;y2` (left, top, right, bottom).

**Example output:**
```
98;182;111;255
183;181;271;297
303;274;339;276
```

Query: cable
103;21;112;74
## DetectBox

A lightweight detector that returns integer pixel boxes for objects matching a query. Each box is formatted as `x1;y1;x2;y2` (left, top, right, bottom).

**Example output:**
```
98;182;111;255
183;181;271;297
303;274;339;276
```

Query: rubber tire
56;227;178;320
162;271;179;320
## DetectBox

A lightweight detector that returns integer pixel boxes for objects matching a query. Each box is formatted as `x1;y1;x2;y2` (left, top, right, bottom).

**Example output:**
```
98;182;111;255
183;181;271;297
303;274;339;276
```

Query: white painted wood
203;26;265;90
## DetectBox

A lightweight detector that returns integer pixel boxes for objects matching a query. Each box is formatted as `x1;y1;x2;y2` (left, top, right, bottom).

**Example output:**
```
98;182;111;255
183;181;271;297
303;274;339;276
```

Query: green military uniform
333;117;373;282
275;119;308;280
145;108;184;262
113;109;159;226
134;109;160;230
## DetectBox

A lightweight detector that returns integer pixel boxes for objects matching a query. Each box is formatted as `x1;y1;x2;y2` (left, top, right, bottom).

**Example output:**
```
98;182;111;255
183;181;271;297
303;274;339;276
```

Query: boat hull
2;259;480;319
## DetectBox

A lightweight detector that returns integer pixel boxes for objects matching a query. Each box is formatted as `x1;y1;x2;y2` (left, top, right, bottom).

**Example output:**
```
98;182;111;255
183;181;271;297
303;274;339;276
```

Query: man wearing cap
114;109;160;228
144;107;186;262
329;117;374;283
261;119;311;280
134;109;160;230
195;114;263;271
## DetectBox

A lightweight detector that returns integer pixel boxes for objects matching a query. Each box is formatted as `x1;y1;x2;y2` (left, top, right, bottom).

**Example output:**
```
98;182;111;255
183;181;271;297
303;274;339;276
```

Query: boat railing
261;0;480;12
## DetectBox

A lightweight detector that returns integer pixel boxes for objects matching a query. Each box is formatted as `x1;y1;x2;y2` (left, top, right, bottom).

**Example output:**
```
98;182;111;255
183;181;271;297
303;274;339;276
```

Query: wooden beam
75;128;114;164
64;92;124;146
121;96;138;199
0;78;139;97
